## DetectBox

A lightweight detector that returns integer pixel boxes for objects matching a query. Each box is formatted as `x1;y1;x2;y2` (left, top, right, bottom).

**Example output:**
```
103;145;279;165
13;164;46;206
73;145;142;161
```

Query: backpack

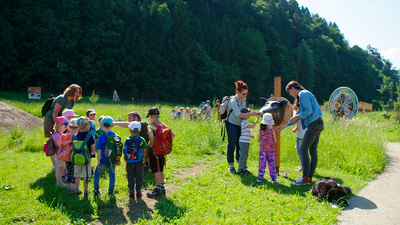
103;133;123;164
43;135;57;156
41;97;55;117
57;133;73;162
151;122;173;156
71;132;93;166
219;96;233;120
124;136;143;163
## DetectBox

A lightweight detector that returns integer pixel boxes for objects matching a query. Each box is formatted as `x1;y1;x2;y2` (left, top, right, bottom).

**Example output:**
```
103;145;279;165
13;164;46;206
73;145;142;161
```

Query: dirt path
93;162;213;224
338;142;400;224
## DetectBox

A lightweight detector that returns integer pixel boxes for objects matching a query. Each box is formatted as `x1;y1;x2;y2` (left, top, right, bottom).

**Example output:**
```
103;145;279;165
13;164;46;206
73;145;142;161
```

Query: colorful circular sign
328;87;359;119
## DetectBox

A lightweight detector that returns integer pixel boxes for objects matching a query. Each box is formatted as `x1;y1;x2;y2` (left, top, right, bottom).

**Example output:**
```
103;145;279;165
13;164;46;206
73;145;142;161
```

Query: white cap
129;121;141;132
260;113;274;126
68;118;78;127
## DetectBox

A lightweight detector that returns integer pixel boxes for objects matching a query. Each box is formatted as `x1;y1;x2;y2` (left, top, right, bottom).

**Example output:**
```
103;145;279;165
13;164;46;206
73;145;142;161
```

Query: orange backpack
151;122;173;156
57;133;73;162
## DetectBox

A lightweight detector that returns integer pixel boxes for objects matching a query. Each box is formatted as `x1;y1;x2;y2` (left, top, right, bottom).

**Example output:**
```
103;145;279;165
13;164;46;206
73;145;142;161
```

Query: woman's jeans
226;121;241;166
94;163;116;191
299;119;324;178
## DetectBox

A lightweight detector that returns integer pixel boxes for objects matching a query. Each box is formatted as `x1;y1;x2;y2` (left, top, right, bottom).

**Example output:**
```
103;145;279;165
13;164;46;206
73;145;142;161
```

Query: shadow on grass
30;172;94;223
153;197;186;223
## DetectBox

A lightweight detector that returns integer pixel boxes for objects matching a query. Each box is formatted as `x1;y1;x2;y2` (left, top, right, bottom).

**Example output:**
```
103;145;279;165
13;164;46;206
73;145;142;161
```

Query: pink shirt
259;129;275;152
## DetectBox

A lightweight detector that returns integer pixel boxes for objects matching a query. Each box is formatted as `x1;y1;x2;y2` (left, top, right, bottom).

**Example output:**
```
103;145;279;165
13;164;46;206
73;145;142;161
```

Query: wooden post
274;77;281;174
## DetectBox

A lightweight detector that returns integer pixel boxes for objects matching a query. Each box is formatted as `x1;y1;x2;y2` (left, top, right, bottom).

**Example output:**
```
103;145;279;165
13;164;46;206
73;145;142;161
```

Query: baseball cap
101;116;114;126
128;121;141;132
56;116;69;126
77;117;90;127
86;109;96;116
62;109;79;117
146;107;160;118
68;118;78;127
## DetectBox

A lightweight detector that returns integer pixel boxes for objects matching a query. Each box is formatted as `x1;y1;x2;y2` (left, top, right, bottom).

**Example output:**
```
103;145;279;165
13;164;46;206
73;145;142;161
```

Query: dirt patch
0;101;43;132
92;161;213;224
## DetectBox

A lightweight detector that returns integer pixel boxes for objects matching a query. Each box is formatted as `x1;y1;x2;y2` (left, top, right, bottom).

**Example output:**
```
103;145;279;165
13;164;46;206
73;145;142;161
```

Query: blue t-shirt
287;90;323;129
96;131;116;165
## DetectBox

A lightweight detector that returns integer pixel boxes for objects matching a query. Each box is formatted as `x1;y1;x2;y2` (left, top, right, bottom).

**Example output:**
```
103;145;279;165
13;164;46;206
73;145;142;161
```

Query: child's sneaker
256;178;263;182
147;188;162;198
129;192;135;198
243;170;252;175
161;186;166;195
108;189;115;197
93;189;101;196
84;190;90;197
75;189;83;195
136;192;143;198
268;179;277;183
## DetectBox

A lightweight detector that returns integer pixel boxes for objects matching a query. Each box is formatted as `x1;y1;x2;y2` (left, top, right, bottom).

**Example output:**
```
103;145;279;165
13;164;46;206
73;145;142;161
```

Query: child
146;107;175;198
125;121;148;198
185;107;191;120
86;109;97;132
74;117;96;195
64;118;79;192
93;116;121;196
53;116;68;187
257;113;277;183
95;115;105;140
292;105;306;172
238;108;260;175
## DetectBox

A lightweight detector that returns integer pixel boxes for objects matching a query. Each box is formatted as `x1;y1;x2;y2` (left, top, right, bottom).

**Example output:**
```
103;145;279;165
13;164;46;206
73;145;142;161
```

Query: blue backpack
124;136;143;163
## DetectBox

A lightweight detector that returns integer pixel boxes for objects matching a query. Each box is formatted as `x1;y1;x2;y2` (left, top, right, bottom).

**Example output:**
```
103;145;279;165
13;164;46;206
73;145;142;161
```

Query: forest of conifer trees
1;0;399;107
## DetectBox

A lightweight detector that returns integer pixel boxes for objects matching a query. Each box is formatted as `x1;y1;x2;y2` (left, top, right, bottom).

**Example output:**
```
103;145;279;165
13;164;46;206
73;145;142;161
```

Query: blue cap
101;116;113;126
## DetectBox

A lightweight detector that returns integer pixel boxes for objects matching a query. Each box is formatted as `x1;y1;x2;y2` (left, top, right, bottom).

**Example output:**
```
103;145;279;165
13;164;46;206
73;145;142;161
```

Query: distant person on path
44;84;82;168
225;80;258;174
238;108;260;175
277;81;324;185
216;100;221;122
257;113;277;183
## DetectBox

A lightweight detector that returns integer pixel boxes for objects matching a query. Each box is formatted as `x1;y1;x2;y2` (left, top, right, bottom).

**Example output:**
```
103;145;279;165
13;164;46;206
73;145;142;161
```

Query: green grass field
0;93;399;224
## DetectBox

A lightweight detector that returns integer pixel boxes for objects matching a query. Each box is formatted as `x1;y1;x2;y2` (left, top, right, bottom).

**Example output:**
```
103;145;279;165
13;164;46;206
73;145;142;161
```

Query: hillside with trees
1;0;398;107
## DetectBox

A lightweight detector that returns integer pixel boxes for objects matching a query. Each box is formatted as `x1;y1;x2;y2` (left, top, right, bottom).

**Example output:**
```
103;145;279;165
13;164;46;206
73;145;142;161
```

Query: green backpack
103;133;123;164
71;131;93;166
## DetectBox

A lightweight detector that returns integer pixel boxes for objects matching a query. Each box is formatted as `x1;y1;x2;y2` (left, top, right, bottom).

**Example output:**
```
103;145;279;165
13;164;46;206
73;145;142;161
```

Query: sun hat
62;109;79;117
146;107;160;118
68;118;78;127
260;113;274;126
77;117;90;127
86;109;96;116
56;116;69;126
128;121;141;132
101;116;114;126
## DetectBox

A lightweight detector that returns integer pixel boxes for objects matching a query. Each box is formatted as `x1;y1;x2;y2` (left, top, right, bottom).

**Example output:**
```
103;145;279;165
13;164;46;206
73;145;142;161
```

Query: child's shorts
149;151;165;173
74;161;92;178
54;154;66;168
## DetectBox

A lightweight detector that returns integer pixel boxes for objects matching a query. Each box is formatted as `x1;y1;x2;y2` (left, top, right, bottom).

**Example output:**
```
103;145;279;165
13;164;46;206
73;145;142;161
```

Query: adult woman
226;80;258;173
277;81;324;185
43;84;82;170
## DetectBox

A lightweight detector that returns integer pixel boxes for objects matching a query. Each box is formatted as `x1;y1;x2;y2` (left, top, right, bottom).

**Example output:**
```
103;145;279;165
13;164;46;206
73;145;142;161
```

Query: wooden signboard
28;87;41;99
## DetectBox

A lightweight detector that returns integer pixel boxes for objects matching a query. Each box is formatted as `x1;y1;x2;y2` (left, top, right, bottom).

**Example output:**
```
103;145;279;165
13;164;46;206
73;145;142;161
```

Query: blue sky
297;0;400;70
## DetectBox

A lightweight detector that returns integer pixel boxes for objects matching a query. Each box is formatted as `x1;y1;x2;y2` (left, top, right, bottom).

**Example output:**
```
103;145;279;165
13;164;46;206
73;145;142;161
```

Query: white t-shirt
239;120;251;143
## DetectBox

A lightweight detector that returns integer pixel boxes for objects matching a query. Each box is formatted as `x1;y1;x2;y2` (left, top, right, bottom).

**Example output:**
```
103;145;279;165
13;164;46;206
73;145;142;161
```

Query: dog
311;177;352;206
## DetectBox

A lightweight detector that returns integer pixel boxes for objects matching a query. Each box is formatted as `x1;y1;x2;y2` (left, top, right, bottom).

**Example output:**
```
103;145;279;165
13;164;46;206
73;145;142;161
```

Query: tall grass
0;96;395;224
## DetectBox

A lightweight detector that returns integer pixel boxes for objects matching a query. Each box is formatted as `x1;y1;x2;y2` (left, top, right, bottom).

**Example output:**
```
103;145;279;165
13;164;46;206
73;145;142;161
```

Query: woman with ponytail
225;80;258;173
277;81;324;185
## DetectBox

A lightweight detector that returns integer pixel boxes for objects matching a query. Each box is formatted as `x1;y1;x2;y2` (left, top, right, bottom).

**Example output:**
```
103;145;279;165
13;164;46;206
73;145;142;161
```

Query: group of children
237;105;305;183
50;107;174;198
172;100;212;121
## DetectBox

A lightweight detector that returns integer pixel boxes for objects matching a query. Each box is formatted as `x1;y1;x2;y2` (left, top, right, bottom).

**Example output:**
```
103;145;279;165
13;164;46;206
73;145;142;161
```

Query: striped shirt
239;120;251;143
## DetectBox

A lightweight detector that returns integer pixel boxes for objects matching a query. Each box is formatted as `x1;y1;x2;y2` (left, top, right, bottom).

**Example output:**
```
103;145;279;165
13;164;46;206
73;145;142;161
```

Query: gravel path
338;142;400;224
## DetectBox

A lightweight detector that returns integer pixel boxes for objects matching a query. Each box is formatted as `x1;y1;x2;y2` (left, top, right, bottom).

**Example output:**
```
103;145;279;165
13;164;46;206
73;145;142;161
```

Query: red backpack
151;122;173;156
57;133;73;162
